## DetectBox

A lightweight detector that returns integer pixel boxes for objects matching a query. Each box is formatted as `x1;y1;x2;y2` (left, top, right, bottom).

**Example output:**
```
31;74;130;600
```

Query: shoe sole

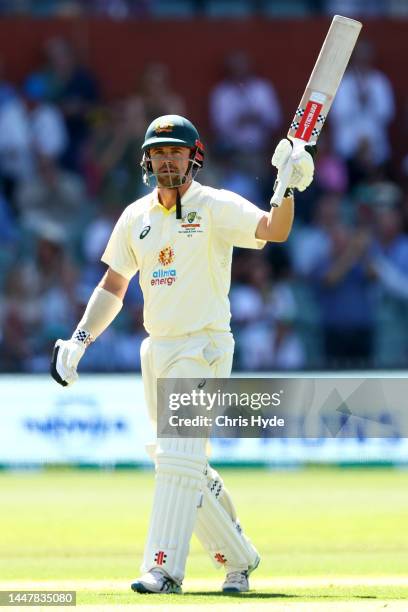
131;581;182;594
131;582;150;593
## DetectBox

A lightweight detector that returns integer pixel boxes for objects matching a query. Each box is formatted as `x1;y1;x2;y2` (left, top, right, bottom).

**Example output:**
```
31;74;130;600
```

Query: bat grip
270;159;293;207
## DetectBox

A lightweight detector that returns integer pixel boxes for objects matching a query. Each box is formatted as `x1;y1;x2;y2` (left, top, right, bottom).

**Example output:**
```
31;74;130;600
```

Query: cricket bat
271;14;362;207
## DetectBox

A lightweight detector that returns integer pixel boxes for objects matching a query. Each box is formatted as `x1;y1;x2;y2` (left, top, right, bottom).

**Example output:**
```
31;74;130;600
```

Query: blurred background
0;0;408;377
1;1;408;543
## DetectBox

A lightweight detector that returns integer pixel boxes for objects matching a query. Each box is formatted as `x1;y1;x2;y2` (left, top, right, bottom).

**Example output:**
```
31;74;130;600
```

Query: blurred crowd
0;0;406;18
1;33;408;374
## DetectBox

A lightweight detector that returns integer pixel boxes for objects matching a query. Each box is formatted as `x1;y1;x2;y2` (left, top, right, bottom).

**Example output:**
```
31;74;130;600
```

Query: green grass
1;468;408;606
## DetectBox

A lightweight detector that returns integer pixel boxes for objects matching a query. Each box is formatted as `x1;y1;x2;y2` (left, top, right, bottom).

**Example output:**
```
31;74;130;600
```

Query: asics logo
140;225;151;239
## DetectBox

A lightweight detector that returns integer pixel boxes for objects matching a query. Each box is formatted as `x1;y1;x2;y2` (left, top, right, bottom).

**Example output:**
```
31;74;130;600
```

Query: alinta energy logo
158;246;174;266
151;246;177;287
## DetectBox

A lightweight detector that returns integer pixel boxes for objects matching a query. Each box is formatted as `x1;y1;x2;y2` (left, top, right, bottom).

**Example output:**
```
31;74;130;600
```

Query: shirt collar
150;180;201;214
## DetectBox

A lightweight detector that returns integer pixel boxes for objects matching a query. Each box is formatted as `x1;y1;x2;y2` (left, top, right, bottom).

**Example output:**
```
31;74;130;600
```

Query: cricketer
50;114;314;594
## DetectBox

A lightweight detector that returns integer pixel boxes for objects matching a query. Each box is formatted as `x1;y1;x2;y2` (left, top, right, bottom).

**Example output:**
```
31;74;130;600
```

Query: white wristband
74;287;123;342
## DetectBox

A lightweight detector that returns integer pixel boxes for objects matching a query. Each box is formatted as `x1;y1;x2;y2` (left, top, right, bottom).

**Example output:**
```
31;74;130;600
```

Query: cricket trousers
139;329;259;584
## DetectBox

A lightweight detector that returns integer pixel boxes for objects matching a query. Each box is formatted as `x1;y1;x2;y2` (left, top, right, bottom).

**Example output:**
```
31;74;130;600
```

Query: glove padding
50;338;86;387
272;138;315;192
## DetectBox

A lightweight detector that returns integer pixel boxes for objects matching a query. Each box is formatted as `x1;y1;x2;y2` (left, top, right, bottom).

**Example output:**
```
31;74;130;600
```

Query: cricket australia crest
154;121;174;134
178;210;203;236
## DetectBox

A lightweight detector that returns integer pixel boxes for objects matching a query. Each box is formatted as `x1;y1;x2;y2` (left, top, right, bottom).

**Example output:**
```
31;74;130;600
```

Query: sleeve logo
140;225;151;239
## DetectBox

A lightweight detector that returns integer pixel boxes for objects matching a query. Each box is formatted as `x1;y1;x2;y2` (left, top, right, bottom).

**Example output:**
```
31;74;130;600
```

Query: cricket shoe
131;568;182;594
222;554;261;593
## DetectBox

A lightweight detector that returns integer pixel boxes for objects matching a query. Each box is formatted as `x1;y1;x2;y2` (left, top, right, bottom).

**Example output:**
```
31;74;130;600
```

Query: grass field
1;467;408;610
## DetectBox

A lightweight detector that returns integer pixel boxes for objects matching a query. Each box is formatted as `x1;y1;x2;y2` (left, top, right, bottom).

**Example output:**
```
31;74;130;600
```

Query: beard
156;170;184;188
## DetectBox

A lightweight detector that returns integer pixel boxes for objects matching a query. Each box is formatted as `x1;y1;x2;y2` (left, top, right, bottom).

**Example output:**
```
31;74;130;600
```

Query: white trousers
140;330;235;425
140;330;258;583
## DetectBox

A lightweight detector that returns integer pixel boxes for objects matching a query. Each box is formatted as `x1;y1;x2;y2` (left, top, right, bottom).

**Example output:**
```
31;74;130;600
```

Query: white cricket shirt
101;181;266;337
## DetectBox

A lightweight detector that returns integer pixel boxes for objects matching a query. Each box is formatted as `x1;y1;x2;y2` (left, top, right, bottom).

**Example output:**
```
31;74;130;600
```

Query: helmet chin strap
176;188;182;220
175;163;192;219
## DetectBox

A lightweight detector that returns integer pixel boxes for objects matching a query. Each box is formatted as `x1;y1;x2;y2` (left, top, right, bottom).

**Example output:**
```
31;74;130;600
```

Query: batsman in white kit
50;115;314;593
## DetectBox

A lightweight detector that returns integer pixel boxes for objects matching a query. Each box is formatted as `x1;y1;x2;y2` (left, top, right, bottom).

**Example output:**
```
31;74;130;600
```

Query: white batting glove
50;329;91;387
272;138;315;192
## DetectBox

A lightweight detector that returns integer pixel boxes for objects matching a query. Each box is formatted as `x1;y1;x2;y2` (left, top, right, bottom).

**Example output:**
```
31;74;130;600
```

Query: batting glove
272;138;316;193
50;329;91;387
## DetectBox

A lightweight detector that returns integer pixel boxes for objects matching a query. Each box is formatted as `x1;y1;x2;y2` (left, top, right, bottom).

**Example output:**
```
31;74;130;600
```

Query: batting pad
141;437;207;584
194;465;259;572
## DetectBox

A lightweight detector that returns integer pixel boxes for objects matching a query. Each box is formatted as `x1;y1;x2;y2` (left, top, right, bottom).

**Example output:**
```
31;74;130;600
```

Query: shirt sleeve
101;207;139;280
212;189;267;250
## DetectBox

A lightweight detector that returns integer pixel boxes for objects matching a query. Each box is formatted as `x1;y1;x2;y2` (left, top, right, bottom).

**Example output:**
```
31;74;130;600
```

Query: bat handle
270;159;293;207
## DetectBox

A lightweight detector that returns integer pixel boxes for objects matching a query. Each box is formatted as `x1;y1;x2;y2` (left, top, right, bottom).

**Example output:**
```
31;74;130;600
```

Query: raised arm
256;138;315;243
255;194;294;243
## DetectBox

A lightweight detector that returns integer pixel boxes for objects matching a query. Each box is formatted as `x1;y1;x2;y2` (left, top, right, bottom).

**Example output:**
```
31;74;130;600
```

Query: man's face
149;145;191;188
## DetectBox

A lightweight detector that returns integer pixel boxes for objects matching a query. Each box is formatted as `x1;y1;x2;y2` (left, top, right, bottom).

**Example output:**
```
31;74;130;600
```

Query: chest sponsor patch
178;210;203;236
151;245;177;286
158;246;175;266
151;268;177;286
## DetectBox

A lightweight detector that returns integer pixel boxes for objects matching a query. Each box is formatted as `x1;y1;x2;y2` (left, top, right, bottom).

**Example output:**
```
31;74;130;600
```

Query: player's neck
157;181;192;210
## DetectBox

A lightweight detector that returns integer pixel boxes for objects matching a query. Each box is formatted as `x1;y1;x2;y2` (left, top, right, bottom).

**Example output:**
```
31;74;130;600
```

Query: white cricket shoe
131;568;182;594
222;554;260;593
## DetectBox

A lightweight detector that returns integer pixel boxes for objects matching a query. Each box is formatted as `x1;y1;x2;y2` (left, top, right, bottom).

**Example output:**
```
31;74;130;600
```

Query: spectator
351;170;403;235
0;190;19;302
84;96;147;206
23;74;68;160
14;153;87;239
0;264;40;372
330;40;395;165
35;37;100;171
346;137;382;192
137;62;185;125
290;192;343;277
310;223;375;369
0;190;18;244
218;152;264;205
0;55;16;105
0;223;77;372
209;50;282;155
0;83;33;204
369;205;408;366
29;227;79;371
238;283;305;371
265;283;305;371
79;200;119;293
232;256;305;370
370;205;408;299
314;133;348;194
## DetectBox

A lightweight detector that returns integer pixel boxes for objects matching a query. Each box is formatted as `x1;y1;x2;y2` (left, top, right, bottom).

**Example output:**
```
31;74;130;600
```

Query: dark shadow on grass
184;592;378;600
184;592;298;598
